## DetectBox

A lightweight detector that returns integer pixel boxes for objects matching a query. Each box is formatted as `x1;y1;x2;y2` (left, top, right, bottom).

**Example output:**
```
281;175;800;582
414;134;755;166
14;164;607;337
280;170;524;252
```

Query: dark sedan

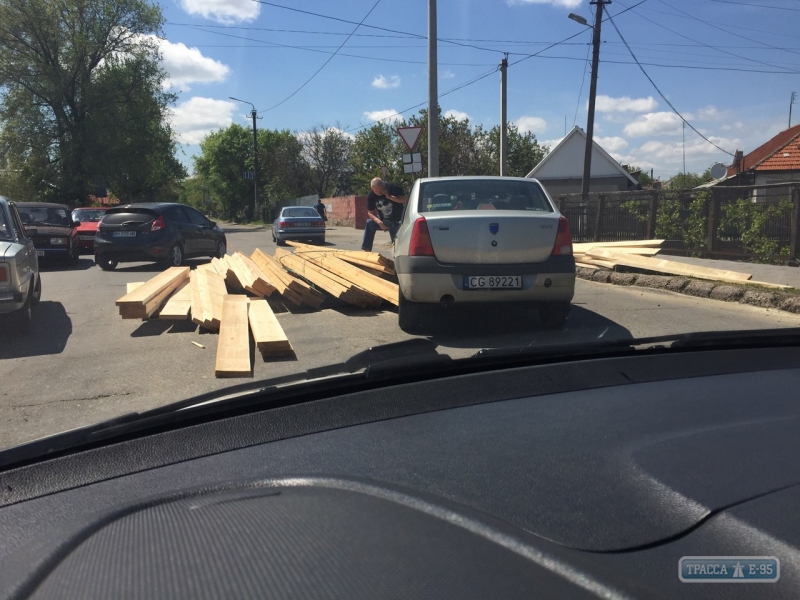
16;202;80;265
94;203;226;271
272;206;326;246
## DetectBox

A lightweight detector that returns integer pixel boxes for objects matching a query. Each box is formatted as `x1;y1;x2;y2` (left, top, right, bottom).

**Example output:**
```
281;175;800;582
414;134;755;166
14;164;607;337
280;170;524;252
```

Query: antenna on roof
790;91;797;128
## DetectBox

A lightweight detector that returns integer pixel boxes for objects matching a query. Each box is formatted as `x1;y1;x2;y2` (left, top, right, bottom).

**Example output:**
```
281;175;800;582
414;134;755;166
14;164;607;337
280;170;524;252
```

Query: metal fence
554;183;800;260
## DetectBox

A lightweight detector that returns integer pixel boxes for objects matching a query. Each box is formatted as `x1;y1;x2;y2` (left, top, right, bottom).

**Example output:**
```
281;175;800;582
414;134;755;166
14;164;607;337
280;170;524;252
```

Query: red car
71;207;109;252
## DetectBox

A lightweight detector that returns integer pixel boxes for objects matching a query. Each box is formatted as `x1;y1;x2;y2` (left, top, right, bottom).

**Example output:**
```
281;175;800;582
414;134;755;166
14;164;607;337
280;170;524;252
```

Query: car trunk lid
98;209;158;240
423;212;560;264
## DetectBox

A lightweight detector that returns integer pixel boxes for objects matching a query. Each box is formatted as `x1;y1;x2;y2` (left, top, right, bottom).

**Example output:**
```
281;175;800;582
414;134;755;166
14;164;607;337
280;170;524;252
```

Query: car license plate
79;236;94;241
463;275;522;290
112;231;136;238
295;222;311;227
36;250;44;257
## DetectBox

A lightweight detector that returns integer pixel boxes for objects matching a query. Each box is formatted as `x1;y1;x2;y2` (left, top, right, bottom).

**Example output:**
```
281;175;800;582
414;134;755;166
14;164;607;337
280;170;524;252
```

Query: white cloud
169;97;236;145
179;0;259;24
507;0;582;7
595;95;657;113
595;136;628;152
623;112;683;137
372;74;401;89
157;38;230;90
444;109;471;121
441;69;456;79
685;105;725;121
609;154;656;170
362;109;403;124
541;137;564;150
516;115;547;134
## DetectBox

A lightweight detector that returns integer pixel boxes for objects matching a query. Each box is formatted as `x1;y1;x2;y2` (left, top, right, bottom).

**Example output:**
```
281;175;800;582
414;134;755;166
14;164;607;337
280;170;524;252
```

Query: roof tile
728;123;800;176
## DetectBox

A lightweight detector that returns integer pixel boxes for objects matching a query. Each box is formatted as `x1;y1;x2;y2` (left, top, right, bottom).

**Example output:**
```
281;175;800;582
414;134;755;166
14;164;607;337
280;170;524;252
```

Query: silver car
272;206;326;246
0;197;42;331
393;176;575;332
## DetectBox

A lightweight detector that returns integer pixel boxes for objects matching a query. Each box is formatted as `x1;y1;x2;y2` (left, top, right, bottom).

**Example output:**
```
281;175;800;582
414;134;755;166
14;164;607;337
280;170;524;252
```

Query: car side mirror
208;220;216;228
72;220;81;228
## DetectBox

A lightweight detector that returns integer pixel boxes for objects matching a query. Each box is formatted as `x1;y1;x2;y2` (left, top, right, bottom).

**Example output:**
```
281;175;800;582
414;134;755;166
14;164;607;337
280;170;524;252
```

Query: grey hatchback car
393;176;576;332
0;197;42;331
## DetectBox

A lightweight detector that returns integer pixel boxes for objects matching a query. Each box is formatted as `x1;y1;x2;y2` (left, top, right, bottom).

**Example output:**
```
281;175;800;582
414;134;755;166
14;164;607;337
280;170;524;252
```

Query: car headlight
50;237;68;245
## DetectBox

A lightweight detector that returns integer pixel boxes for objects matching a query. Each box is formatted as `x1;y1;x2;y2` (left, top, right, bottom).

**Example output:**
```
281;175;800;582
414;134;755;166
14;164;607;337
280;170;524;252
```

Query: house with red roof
707;124;800;201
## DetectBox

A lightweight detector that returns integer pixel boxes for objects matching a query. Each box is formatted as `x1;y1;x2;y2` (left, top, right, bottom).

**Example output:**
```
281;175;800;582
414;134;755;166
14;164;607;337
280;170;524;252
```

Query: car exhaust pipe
440;294;455;307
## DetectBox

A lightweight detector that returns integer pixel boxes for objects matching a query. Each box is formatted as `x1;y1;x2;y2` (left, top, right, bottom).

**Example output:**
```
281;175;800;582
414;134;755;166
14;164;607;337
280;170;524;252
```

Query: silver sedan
393;176;575;332
0;197;42;331
272;206;326;246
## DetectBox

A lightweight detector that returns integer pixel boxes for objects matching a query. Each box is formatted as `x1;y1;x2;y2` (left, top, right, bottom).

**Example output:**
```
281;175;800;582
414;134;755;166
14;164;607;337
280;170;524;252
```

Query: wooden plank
336;255;395;276
248;299;294;356
574;247;661;257
116;267;190;308
586;250;753;283
195;268;227;330
220;254;245;290
285;241;394;269
250;248;323;308
215;296;252;378
275;249;382;309
572;240;665;252
294;251;399;305
236;252;277;297
158;278;192;320
126;282;145;294
190;272;204;328
119;275;187;319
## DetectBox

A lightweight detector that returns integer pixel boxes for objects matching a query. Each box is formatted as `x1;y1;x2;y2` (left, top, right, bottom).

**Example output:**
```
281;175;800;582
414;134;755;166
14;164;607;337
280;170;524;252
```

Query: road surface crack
10;392;132;408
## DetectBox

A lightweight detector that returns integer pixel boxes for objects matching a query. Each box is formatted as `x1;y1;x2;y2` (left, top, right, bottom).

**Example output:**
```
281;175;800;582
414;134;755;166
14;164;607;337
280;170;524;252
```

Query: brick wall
322;195;368;229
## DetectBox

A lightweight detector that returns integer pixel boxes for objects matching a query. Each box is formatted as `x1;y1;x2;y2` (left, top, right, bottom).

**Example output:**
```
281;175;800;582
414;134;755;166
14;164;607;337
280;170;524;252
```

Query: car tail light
279;221;291;227
0;264;8;284
551;216;573;256
409;217;434;256
151;215;166;232
313;221;325;227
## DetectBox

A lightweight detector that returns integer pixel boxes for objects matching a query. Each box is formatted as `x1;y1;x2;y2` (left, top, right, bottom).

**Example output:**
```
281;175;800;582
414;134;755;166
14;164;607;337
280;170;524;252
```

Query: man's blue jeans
361;218;398;251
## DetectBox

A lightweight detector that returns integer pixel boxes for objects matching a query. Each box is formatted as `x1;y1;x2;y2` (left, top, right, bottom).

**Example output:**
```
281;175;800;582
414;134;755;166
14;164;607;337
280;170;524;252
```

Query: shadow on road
39;258;94;272
115;258;212;274
221;226;267;234
0;301;72;358
131;319;199;337
422;305;633;350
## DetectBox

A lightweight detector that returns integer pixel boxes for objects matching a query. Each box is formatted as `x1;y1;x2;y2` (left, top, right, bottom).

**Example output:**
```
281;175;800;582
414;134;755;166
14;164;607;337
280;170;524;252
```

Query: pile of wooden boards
574;240;789;289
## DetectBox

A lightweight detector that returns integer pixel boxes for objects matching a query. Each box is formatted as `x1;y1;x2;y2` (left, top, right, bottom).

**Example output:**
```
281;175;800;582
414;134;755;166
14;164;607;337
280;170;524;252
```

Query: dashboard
0;346;798;599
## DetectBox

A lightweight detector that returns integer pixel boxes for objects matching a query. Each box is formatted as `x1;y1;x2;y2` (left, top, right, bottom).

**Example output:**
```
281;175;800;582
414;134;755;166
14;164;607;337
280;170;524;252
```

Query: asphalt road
2;223;800;450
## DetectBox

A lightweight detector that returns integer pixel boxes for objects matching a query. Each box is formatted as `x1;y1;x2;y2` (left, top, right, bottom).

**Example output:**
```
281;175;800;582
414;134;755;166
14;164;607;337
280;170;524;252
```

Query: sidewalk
660;255;800;289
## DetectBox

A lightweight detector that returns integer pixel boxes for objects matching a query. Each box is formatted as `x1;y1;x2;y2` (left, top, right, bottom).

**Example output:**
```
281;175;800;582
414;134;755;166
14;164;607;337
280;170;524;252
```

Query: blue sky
160;0;800;182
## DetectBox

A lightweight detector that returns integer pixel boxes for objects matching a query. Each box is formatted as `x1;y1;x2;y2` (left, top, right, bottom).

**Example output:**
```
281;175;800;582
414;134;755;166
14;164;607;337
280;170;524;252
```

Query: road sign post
397;126;424;174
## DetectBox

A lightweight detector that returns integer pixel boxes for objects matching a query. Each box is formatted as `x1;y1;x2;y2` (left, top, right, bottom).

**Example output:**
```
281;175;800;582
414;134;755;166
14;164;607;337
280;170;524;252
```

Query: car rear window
283;207;320;218
418;180;554;213
17;205;71;226
102;210;157;225
73;209;107;222
0;207;11;241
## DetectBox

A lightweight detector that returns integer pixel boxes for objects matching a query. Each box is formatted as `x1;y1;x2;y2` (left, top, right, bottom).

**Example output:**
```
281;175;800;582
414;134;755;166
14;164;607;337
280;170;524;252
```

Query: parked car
272;206;326;246
71;207;109;253
94;203;226;271
393;176;576;332
0;197;42;331
16;202;80;264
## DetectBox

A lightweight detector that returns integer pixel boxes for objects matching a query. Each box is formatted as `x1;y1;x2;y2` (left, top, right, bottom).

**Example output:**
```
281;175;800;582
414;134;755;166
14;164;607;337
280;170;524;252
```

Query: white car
0;197;42;331
393;176;575;332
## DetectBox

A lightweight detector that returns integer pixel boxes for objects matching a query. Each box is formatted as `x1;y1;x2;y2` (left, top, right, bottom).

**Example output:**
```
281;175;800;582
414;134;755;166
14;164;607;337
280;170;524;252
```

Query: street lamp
229;96;260;221
568;2;609;206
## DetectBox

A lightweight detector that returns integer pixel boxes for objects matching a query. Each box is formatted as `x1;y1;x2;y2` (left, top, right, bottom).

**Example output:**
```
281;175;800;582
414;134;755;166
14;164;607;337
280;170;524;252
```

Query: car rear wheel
69;242;79;265
538;302;570;329
11;290;32;332
31;274;41;306
98;257;118;271
165;244;183;267
398;293;423;333
276;238;287;247
215;240;227;258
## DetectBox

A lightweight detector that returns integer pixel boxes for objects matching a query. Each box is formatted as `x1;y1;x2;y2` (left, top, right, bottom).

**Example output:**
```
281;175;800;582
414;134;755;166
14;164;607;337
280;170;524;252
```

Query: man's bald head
370;178;386;194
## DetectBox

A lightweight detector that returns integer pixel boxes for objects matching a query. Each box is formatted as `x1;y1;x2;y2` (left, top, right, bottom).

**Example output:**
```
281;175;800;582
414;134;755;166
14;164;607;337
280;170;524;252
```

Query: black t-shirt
367;182;405;222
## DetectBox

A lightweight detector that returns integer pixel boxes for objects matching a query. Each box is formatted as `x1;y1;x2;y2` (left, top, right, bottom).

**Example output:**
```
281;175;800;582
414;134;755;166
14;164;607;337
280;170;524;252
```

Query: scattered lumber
191;267;227;330
248;298;294;356
250;248;325;309
126;282;144;294
215;295;251;378
227;252;276;297
275;248;384;309
159;278;192;320
285;241;395;275
116;267;190;319
573;240;665;252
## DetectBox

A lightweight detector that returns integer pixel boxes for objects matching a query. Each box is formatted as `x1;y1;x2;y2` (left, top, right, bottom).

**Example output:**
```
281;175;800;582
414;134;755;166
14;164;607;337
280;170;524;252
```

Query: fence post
647;191;659;239
593;195;605;242
707;189;721;253
791;186;800;259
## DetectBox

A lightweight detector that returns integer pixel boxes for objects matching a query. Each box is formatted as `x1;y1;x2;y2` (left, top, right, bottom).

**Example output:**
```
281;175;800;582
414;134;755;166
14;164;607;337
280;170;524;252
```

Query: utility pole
500;54;508;176
230;97;260;220
790;91;797;129
576;1;608;205
682;120;686;189
428;0;439;178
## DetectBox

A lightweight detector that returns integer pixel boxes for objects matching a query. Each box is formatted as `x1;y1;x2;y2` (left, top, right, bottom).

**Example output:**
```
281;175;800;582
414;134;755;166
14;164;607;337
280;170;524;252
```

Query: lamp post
230;97;259;220
569;3;609;204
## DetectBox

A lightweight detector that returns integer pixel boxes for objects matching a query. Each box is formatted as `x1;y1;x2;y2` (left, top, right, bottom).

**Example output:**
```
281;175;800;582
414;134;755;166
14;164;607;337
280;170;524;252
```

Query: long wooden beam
248;299;293;356
215;295;252;378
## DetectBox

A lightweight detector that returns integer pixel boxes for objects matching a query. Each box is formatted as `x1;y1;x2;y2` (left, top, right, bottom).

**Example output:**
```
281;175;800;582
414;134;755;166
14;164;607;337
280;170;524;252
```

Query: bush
720;198;793;263
655;193;708;256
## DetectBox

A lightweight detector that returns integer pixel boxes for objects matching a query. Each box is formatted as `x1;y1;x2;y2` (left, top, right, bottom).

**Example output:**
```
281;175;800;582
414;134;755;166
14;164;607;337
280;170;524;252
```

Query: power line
260;0;383;113
573;34;592;128
605;12;734;156
616;0;800;73
709;0;800;11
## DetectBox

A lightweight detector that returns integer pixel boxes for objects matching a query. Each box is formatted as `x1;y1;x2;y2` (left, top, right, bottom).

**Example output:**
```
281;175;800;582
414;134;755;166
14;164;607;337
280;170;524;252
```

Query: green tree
484;123;548;177
300;124;352;198
348;122;405;194
669;169;713;189
194;124;253;219
625;165;654;188
0;0;170;205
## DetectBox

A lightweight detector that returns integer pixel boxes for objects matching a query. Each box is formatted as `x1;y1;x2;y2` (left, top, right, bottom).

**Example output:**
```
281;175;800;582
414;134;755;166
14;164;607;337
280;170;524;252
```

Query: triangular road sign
397;126;423;151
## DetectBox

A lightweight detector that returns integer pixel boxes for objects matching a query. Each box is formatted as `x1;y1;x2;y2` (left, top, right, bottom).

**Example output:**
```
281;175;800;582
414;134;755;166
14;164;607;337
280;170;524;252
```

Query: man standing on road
313;199;327;221
361;177;407;251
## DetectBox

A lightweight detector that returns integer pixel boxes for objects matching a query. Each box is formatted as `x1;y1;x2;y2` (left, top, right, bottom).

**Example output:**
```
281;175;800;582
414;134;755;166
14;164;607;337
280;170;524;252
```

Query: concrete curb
576;267;800;315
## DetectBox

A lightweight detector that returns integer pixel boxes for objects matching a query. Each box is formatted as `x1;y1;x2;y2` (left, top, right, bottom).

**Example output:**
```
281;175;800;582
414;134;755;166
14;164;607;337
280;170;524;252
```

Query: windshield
0;205;11;241
72;209;107;223
1;0;800;456
17;205;70;227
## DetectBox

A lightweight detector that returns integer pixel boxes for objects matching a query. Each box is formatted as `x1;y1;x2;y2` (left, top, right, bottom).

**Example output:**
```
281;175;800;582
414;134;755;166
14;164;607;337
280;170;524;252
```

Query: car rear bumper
34;248;71;260
94;235;173;263
76;235;97;249
396;255;575;304
276;229;326;240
